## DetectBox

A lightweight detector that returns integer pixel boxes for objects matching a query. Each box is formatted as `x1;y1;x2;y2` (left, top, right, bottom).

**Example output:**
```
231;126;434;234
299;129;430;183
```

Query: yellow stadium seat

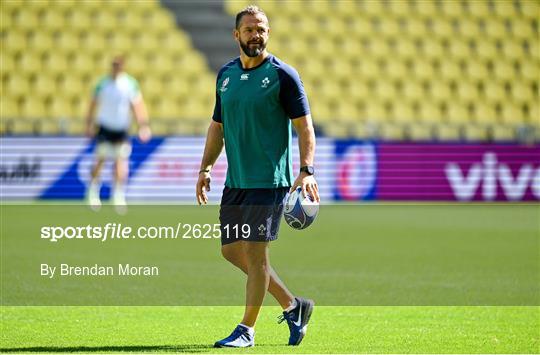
6;74;31;98
20;97;47;118
55;32;80;52
441;0;463;17
511;82;535;104
71;55;94;76
446;104;470;124
483;82;506;104
0;8;12;32
448;40;471;60
402;80;425;102
502;40;526;61
520;0;540;20
465;60;489;81
415;0;438;18
134;32;160;52
27;31;54;54
385;60;409;80
483;19;508;39
61;75;86;98
528;40;539;61
349;16;373;38
378;17;401;38
464;125;488;141
413;59;436;81
1;98;20;118
48;98;73;118
467;0;491;18
421;38;445;59
0;52;15;75
347;80;370;102
17;53;42;74
493;60;516;81
381;122;405;140
431;19;454;39
369;39;392;59
395;39;417;60
501;103;525;124
438;124;461;141
3;31;27;53
32;75;57;98
12;8;40;31
475;40;498;61
511;20;536;41
429;81;453;103
374;80;398;102
388;0;413;17
391;102;417;123
472;102;498;124
40;10;66;31
409;123;433;140
42;53;69;75
358;58;380;81
492;125;515;141
365;100;389;121
363;0;387;16
405;18;428;38
65;10;91;31
92;10;116;31
142;11;176;33
492;0;518;18
457;80;480;102
526;101;539;125
457;18;481;39
50;0;76;11
419;102;444;123
107;34;132;53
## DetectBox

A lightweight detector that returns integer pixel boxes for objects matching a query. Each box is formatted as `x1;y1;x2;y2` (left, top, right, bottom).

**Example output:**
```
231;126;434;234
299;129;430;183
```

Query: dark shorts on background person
219;186;289;245
96;125;129;144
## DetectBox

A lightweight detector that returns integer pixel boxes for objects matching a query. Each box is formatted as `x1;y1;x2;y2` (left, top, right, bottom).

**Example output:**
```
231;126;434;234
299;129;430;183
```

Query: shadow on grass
0;344;215;353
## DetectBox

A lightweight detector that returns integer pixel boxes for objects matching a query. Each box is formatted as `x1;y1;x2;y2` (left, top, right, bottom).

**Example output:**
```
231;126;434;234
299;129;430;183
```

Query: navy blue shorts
219;187;289;245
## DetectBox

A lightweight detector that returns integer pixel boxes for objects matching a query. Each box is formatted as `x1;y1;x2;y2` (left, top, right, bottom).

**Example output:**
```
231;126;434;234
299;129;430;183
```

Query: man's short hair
235;5;268;29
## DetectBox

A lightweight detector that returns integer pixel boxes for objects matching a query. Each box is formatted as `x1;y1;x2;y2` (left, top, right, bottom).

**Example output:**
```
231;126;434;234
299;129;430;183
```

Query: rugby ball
283;187;319;230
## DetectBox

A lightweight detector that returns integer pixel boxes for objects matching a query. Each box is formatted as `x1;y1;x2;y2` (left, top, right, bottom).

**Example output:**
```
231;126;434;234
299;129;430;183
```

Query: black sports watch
300;166;314;175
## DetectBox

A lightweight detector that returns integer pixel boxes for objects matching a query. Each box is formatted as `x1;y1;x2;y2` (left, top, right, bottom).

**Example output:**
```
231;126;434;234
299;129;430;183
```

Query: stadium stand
221;0;539;142
1;0;216;136
1;0;539;142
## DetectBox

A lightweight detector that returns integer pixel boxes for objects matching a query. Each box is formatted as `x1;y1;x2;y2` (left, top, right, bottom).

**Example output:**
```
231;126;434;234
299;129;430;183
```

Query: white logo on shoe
293;307;302;326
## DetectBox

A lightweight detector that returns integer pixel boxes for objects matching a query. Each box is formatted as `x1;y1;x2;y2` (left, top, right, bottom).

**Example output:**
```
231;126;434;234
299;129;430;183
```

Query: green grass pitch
1;203;539;353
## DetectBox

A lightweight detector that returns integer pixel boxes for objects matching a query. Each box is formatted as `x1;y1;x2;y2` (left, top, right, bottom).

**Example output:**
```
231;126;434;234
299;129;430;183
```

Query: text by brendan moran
40;263;159;278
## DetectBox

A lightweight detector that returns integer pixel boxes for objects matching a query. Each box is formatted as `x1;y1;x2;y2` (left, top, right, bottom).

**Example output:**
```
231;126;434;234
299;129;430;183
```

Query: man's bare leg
87;157;105;210
222;241;295;310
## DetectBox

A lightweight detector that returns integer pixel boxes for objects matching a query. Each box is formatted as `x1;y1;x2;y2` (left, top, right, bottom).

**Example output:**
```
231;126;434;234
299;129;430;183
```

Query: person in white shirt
85;56;151;212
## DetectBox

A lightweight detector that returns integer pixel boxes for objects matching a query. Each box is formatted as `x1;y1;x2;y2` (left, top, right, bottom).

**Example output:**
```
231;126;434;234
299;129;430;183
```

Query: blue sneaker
214;324;255;348
278;297;314;345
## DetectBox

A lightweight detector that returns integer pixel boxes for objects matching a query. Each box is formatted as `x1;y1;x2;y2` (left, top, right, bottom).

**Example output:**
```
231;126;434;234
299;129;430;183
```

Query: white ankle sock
238;323;254;335
284;298;298;312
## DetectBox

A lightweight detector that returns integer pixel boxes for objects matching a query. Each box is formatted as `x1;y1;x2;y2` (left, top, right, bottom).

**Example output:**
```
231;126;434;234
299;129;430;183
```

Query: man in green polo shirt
196;5;320;348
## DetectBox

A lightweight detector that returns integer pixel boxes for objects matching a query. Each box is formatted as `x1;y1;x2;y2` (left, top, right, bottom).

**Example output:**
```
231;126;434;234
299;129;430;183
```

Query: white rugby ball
283;187;319;230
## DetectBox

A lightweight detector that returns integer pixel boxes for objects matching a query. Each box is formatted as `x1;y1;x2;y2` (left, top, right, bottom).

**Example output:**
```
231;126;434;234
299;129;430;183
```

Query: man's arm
196;120;224;205
291;114;320;202
85;97;98;138
131;96;151;142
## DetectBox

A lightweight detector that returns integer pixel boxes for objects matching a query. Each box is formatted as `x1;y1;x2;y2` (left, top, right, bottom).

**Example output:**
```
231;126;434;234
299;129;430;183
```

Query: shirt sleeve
92;77;106;98
277;65;311;119
128;77;141;103
212;90;222;123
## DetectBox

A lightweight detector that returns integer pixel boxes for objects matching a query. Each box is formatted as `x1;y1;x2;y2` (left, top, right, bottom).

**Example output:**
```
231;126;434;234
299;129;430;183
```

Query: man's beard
240;39;267;57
